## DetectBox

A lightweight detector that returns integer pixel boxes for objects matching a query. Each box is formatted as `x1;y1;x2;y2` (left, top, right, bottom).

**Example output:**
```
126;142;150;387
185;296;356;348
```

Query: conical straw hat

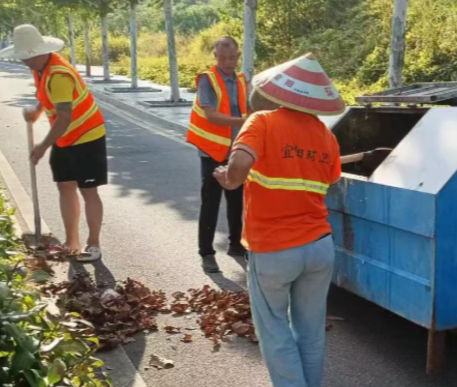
252;53;345;116
0;25;64;60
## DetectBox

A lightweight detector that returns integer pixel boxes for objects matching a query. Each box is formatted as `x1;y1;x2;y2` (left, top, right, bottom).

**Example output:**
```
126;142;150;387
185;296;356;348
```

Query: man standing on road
187;36;249;273
0;25;107;262
214;53;345;387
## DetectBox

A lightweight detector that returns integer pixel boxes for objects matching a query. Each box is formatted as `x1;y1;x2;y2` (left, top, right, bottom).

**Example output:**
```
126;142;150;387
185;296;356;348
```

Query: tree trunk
163;0;180;102
67;14;76;68
388;0;408;89
101;14;110;81
130;3;138;89
242;0;257;85
84;20;91;77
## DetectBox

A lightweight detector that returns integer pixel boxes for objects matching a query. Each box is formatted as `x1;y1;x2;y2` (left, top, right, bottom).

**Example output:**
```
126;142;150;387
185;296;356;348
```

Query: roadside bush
112;55;213;90
0;193;109;387
70;35;130;66
110;21;243;89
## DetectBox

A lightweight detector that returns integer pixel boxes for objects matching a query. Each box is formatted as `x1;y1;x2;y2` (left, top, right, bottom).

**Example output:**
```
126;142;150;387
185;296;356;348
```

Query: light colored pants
248;236;335;387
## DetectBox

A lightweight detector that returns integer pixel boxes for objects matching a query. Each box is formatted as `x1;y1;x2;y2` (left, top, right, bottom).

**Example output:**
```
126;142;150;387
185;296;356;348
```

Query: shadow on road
4;94;38;109
104;116;201;221
325;286;457;386
205;271;246;292
69;258;117;288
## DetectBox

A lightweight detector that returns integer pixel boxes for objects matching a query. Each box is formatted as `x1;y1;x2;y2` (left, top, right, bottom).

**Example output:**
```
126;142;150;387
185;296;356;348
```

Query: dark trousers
198;157;243;257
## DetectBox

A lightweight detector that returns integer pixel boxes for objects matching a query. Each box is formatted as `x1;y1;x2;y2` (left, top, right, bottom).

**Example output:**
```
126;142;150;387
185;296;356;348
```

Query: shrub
110;21;245;89
0;192;109;387
112;55;213;90
72;34;130;66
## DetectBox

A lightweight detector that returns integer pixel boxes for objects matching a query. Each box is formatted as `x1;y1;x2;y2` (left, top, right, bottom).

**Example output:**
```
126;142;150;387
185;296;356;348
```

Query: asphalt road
1;62;456;387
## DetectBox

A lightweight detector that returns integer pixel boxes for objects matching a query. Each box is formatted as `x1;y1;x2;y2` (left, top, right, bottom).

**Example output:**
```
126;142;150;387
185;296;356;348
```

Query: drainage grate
141;100;193;108
104;86;161;93
89;79;129;84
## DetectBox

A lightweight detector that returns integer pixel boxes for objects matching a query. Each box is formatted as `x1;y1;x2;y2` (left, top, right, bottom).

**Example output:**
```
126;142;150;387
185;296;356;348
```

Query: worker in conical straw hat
0;25;108;262
213;53;345;387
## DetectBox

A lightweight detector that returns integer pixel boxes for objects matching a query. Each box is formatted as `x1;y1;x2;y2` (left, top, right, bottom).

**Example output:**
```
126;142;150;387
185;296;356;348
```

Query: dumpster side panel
327;178;435;237
329;213;434;328
327;179;436;328
435;174;457;331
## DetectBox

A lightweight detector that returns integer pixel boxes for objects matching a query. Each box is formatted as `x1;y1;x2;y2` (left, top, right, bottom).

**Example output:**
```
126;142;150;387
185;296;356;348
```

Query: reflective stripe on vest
186;66;248;162
248;169;329;195
33;53;104;147
188;123;232;147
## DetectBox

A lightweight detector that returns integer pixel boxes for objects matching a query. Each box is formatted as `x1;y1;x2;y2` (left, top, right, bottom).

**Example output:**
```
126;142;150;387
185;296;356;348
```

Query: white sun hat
0;24;64;60
252;53;345;116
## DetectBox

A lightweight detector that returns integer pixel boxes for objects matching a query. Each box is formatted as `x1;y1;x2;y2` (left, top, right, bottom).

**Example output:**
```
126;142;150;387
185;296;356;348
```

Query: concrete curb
0;146;147;387
91;89;188;135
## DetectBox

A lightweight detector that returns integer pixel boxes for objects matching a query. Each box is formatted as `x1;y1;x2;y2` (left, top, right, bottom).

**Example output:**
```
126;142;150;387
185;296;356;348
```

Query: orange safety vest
233;109;341;253
33;53;105;147
186;66;248;162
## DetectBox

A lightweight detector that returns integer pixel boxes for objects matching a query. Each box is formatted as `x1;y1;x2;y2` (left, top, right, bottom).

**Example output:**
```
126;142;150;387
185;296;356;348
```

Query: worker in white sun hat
0;24;108;262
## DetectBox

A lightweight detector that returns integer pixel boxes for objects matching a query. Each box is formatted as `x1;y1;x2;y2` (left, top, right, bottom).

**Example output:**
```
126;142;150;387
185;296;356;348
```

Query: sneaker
76;246;102;262
227;244;247;257
201;255;220;273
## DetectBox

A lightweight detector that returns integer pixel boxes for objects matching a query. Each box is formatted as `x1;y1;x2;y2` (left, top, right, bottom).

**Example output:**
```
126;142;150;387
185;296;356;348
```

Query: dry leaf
164;326;181;334
181;334;193;343
249;333;259;343
212;336;221;350
149;354;175;370
171;301;190;314
232;321;250;336
172;291;186;299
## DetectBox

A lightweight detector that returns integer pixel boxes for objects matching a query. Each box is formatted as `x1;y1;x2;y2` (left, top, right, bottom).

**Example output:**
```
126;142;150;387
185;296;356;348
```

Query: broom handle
340;153;365;164
26;121;41;242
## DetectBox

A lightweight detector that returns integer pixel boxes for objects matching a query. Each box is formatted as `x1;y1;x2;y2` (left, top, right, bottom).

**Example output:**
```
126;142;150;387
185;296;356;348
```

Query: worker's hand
23;107;40;123
30;143;48;165
213;166;228;186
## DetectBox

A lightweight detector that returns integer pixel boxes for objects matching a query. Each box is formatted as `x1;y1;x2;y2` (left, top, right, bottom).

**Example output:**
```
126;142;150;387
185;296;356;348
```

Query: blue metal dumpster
323;84;457;374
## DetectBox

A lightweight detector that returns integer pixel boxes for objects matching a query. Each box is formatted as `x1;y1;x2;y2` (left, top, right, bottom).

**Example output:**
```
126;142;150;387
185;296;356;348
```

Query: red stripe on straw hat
262;83;344;113
283;66;330;87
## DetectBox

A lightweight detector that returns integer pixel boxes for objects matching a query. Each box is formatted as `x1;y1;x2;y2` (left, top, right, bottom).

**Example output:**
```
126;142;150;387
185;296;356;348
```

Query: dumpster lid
369;108;457;194
356;83;457;105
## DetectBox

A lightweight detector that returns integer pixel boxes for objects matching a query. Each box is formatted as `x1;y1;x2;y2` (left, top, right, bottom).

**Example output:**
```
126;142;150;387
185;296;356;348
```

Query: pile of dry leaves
42;274;257;349
43;274;341;354
172;285;257;346
42;274;167;349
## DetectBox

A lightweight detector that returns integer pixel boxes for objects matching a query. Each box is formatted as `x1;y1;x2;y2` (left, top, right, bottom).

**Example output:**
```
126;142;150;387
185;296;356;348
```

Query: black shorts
50;136;108;189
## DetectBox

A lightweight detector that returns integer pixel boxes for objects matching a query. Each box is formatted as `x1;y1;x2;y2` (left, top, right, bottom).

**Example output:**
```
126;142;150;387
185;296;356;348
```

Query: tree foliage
3;0;457;103
0;0;67;38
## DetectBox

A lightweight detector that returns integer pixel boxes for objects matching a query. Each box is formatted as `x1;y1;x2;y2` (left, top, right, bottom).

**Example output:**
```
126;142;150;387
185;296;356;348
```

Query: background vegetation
2;0;457;103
